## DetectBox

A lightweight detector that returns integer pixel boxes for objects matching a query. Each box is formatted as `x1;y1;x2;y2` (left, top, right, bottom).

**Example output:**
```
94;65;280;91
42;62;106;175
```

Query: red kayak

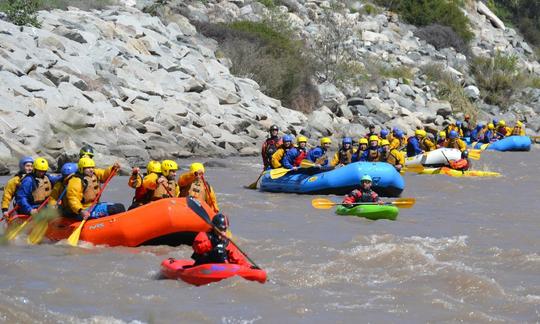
161;258;267;286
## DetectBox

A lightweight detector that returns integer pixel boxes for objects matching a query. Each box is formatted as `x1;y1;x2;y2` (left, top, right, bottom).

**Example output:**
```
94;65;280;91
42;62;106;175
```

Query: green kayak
335;204;399;221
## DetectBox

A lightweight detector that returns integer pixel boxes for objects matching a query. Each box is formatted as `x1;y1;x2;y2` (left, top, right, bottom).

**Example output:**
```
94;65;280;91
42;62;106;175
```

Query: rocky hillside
0;0;539;173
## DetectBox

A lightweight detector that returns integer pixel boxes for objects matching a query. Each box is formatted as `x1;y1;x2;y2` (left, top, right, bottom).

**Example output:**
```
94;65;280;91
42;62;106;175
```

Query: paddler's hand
30;209;38;215
157;177;167;184
378;200;384;205
2;211;9;218
80;210;91;219
113;161;121;170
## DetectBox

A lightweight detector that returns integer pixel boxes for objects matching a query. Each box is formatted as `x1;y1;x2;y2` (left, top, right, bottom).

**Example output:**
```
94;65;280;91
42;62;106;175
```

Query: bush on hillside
1;0;41;27
374;0;473;44
195;20;319;112
487;0;540;48
415;24;469;55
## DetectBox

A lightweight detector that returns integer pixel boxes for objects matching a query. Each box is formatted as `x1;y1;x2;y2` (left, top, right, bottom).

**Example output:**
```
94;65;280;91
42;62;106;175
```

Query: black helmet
79;144;95;158
462;150;469;159
269;125;279;132
369;124;375;129
212;213;229;231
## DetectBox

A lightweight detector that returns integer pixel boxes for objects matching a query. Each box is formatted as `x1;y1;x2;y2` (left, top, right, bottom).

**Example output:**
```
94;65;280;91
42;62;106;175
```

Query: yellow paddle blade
311;198;337;209
300;159;316;168
468;150;481;160
392;198;416;209
402;165;425;173
67;219;87;246
5;219;31;241
26;207;60;245
245;171;265;190
270;168;290;179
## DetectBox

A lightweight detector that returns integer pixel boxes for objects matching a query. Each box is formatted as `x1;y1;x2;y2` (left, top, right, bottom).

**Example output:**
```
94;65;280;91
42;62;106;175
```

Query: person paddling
191;214;249;267
127;160;166;209
48;163;78;208
15;158;62;216
342;175;382;207
449;150;471;171
179;162;219;213
2;156;34;218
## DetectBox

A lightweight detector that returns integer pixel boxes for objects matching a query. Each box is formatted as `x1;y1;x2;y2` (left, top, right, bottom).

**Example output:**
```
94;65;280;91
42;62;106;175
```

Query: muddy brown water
1;148;539;323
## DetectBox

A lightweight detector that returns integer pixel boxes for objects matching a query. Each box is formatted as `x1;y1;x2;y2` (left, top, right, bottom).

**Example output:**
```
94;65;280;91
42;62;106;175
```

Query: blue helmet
476;123;484;130
342;137;352;145
61;162;78;178
392;127;399;133
19;156;34;171
380;129;389;138
449;130;458;139
282;134;293;143
493;118;498;125
456;121;462;127
396;130;404;138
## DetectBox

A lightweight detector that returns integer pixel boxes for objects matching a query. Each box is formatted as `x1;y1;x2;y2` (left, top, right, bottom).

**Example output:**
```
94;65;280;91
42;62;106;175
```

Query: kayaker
359;135;381;162
191;213;249;267
48;162;78;208
127;160;164;210
482;123;495;143
330;137;353;167
261;125;282;170
2;156;33;218
365;124;377;138
79;144;95;159
307;137;332;168
379;129;389;140
271;134;294;169
380;140;404;172
436;131;447;148
179;162;219;213
352;138;369;162
449;150;471;171
342;175;382;207
444;130;467;152
65;157;125;220
15;158;62;215
511;121;525;136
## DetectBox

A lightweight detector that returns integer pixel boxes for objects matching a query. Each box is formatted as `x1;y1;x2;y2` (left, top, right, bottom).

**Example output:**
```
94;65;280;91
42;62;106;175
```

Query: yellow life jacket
337;148;353;165
187;178;208;202
81;174;100;204
368;149;380;161
384;149;402;166
153;178;176;200
32;176;52;203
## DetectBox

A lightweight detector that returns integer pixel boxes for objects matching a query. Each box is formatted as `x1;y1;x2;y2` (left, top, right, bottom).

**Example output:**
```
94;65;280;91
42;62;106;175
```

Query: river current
1;148;539;323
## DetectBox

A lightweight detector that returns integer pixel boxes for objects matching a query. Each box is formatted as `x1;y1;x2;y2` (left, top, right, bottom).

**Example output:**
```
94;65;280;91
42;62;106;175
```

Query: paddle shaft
214;227;261;270
201;175;218;212
245;171;264;189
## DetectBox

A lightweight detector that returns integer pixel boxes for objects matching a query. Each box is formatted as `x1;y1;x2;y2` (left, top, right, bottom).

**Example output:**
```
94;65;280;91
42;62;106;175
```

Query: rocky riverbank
0;0;538;174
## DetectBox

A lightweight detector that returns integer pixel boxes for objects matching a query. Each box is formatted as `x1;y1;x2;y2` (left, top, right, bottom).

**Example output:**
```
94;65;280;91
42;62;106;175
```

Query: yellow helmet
33;157;49;172
380;139;390;146
516;121;523;127
415;129;426;137
488;123;494;130
439;131;446;138
320;137;331;145
498;120;506;126
161;160;178;176
358;138;368;145
297;135;308;143
190;162;205;174
78;157;95;172
146;160;162;174
368;135;379;142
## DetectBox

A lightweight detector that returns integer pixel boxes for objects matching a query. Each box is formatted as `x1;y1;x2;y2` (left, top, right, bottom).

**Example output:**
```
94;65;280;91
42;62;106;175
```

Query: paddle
245;171;265;190
401;164;425;173
27;187;67;245
311;197;416;209
186;196;260;270
468;149;481;160
269;159;317;180
67;167;117;247
4;197;50;241
0;206;19;223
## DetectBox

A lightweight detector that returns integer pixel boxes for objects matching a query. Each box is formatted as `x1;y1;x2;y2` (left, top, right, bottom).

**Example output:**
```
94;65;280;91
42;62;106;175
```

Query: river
1;148;539;323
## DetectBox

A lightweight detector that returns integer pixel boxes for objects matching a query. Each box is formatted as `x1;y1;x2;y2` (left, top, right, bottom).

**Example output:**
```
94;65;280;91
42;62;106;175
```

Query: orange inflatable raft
45;198;214;247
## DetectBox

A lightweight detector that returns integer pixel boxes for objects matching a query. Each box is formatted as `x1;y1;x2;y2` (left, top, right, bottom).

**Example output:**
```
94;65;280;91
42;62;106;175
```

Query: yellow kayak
418;167;501;177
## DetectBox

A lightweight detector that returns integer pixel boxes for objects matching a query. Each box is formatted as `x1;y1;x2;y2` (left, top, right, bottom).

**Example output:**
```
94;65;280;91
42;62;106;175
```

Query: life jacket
79;173;100;204
187;178;209;202
420;137;434;151
496;126;507;138
314;147;327;165
132;174;152;204
351;189;378;202
476;128;486;142
153;177;176;200
445;139;460;150
31;175;52;204
191;232;229;265
384;149;401;166
293;148;307;167
263;137;280;165
367;148;380;162
337;147;353;165
449;159;469;171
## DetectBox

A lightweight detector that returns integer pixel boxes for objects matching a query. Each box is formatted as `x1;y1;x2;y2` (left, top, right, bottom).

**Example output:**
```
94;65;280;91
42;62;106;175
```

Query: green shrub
470;52;525;108
258;0;275;8
374;0;473;44
1;0;41;27
37;0;117;10
196;20;318;112
422;63;478;120
487;1;540;47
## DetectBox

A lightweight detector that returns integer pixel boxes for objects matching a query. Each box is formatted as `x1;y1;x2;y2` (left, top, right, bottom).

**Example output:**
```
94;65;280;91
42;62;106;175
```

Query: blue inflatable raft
260;162;404;197
472;136;531;152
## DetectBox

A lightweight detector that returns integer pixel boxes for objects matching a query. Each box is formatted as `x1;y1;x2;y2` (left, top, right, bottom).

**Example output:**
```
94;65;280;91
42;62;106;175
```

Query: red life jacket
449;159;469;171
293;148;307;167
